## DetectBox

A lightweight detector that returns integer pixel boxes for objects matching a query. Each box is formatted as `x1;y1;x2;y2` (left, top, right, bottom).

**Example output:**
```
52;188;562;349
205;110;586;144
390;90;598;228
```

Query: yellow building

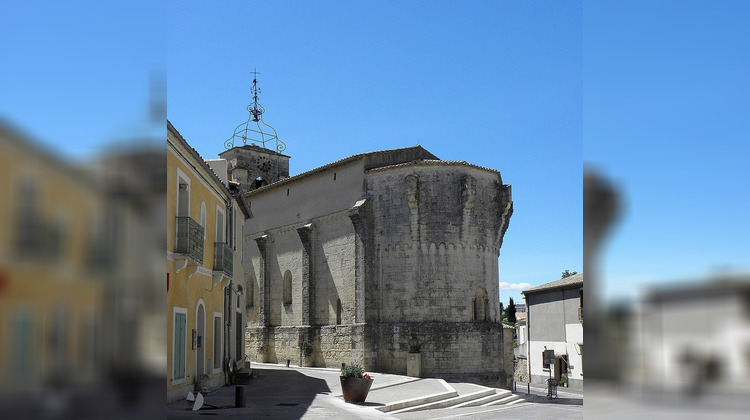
167;121;249;402
0;124;104;395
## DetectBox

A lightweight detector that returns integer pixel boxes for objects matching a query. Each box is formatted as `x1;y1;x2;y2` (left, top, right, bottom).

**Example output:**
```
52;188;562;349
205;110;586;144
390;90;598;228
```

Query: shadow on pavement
543;397;583;406
347;401;382;407
192;368;331;420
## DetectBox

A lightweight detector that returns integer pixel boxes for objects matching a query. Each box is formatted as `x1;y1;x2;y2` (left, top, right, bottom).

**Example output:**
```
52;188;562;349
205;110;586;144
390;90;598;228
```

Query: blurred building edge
86;143;167;392
0;122;105;396
167;121;250;403
628;276;750;395
0;120;166;405
583;169;620;381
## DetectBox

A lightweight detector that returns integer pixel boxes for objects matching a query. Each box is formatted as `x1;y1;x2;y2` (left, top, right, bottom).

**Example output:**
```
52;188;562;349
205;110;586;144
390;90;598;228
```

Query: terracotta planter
340;376;374;403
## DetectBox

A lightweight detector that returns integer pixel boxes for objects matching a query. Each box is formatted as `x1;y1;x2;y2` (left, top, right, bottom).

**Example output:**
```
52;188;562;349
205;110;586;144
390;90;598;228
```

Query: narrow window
474;288;488;321
287;188;290;196
283;270;292;305
333;172;337;181
200;202;207;240
248;276;254;308
336;299;342;325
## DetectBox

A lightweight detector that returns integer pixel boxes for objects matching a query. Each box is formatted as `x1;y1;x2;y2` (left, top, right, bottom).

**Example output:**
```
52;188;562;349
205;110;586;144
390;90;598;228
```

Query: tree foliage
507;297;516;324
561;269;578;278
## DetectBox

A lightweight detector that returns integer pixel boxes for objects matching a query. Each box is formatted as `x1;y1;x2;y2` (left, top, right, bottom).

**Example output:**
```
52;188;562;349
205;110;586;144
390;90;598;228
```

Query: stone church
222;143;514;385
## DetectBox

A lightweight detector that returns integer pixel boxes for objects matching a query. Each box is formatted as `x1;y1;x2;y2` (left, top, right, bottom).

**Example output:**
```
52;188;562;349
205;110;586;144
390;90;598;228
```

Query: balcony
213;242;233;277
175;217;204;264
578;307;583;323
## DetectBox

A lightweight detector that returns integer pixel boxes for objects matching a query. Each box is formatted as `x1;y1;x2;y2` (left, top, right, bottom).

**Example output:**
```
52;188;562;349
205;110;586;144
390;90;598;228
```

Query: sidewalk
166;363;507;419
512;380;583;405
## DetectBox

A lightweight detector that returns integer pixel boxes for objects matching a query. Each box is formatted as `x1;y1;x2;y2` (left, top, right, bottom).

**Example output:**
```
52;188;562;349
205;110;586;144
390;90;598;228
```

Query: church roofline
219;143;291;159
366;159;503;179
244;145;438;197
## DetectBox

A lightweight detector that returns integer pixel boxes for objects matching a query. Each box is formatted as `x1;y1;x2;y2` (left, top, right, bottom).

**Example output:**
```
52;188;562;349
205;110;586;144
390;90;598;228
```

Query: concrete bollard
235;385;246;407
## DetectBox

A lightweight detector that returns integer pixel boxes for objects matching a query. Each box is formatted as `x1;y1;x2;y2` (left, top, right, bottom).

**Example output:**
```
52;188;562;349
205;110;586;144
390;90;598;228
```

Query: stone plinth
407;353;421;377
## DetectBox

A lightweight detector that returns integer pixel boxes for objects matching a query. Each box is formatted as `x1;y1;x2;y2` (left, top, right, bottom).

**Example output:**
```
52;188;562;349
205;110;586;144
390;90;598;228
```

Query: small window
333;172;337;181
336;299;342;325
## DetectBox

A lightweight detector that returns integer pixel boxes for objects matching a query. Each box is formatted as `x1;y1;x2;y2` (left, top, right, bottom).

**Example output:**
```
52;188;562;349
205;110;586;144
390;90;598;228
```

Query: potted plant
340;362;374;403
559;373;568;387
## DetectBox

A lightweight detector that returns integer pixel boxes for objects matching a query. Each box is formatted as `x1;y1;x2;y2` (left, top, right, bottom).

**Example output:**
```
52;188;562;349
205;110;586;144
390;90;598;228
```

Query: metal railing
213;242;233;277
175;217;204;264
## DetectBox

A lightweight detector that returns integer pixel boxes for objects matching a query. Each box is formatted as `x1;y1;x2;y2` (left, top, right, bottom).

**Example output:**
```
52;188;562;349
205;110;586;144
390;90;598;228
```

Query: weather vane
224;69;285;152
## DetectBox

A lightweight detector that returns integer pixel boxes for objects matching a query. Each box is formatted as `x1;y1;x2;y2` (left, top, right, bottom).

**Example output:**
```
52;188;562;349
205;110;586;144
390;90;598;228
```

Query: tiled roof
245;145;438;197
366;159;501;176
522;273;583;295
167;120;230;197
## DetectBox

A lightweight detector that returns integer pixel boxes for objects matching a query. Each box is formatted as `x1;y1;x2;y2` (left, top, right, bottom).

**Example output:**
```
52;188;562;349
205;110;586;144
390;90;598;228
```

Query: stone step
481;393;521;407
451;389;512;408
388;388;497;414
376;389;457;413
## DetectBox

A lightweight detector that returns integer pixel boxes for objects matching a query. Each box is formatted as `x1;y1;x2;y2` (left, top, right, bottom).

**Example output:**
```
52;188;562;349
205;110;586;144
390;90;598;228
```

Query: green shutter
214;317;221;369
13;312;33;379
174;312;186;380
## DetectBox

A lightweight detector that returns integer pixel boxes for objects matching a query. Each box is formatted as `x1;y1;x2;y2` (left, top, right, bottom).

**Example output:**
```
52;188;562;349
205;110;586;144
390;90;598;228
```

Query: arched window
336;299;342;325
253;176;266;190
283;270;292;305
474;287;488;321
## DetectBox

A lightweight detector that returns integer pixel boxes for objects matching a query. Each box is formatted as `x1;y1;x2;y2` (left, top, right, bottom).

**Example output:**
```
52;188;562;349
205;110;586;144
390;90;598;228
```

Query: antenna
224;69;285;152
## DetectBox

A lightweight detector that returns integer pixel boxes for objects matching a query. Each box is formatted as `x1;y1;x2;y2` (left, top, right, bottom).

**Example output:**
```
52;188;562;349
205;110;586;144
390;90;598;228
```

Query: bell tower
219;69;289;194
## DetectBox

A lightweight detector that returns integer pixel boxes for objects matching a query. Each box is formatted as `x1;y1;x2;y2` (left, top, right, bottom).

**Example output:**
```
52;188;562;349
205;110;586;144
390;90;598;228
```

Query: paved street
166;363;583;419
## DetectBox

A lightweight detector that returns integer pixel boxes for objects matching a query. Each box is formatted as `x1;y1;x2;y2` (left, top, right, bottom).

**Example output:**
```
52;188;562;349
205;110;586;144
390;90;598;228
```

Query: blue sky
584;1;750;302
0;2;165;159
168;1;583;305
6;2;744;308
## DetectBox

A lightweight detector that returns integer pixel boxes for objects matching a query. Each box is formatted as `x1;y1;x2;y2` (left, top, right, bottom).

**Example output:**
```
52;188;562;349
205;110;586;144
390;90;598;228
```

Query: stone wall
364;322;508;388
366;165;512;325
245;325;365;368
311;213;356;326
514;357;529;382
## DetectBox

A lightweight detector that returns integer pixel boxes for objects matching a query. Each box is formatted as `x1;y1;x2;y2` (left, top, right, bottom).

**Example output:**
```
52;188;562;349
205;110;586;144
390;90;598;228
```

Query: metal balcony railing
213;242;233;277
175;217;204;264
578;307;583;323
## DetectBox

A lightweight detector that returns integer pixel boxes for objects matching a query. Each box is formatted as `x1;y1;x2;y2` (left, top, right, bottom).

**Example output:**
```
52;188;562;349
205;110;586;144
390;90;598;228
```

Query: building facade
230;144;515;386
523;273;583;390
630;278;750;394
0;124;104;395
167;122;249;402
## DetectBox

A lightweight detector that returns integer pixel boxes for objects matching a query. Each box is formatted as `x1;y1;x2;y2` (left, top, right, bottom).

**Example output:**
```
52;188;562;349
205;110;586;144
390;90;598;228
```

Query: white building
522;273;583;390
